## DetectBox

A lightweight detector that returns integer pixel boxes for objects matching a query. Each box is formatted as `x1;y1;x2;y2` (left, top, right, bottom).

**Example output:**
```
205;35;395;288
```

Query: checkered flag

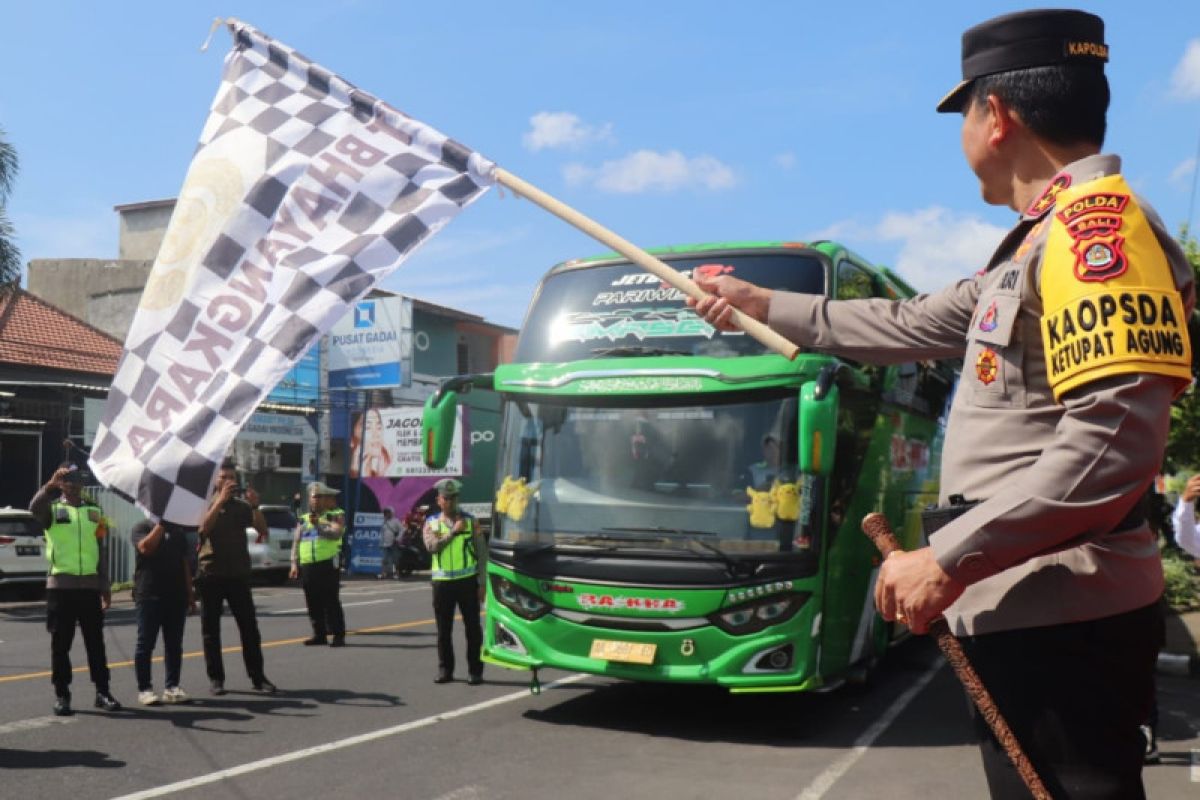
89;19;495;525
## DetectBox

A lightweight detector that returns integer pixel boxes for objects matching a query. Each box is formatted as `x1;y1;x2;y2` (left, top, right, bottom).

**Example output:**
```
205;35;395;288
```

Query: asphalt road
0;578;1196;799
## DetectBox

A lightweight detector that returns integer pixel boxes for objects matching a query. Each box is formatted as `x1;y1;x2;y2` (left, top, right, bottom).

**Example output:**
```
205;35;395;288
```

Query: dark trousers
960;602;1162;799
134;595;187;690
432;577;482;678
45;588;110;695
196;576;265;684
300;560;345;637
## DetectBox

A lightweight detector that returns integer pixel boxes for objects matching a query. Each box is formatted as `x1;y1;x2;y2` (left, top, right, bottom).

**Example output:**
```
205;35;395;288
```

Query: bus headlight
491;575;550;620
709;592;809;635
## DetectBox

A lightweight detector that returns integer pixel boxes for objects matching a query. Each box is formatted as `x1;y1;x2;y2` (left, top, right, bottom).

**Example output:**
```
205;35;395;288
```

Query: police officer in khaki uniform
691;10;1190;798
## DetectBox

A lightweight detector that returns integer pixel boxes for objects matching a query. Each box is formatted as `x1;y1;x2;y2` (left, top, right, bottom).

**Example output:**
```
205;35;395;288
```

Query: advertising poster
329;296;413;390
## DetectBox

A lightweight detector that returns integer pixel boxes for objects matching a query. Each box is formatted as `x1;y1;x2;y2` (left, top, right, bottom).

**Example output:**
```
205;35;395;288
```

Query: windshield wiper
601;526;753;577
590;345;691;358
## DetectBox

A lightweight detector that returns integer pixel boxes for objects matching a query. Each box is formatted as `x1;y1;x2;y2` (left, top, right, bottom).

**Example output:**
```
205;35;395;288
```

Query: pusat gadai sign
329;295;413;389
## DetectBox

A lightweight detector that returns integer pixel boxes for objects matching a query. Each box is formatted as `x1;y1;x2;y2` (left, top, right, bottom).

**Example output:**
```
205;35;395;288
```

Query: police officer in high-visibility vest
423;478;486;685
29;463;122;716
289;481;347;647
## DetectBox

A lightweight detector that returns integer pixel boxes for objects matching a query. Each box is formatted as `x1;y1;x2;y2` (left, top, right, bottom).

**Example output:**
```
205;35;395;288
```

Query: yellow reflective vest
45;501;103;576
429;513;477;581
298;508;345;565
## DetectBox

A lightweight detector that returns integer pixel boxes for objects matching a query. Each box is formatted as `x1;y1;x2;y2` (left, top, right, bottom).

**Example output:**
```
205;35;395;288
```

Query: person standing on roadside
130;517;196;706
290;482;347;646
690;10;1190;797
424;478;486;685
378;506;401;580
196;459;276;695
30;463;122;716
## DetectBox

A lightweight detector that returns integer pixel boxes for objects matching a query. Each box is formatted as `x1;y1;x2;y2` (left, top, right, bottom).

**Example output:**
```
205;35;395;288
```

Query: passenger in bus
690;10;1182;797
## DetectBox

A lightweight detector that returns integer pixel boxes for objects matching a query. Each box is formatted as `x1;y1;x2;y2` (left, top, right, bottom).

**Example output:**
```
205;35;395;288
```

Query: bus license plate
16;545;40;556
589;639;656;665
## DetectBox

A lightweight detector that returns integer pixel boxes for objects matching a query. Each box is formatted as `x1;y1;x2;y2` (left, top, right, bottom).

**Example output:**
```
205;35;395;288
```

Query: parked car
246;504;297;584
0;508;47;595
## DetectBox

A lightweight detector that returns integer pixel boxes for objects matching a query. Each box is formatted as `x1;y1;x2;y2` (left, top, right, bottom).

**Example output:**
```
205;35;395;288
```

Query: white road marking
110;674;590;800
795;661;943;800
431;785;487;800
265;599;393;615
1192;748;1199;783
0;715;77;735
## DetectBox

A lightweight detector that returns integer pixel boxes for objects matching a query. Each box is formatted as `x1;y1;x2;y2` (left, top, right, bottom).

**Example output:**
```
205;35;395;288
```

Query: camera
232;485;245;499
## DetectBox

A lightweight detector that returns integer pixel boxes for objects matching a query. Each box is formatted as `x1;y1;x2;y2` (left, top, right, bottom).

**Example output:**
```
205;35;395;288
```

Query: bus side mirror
421;390;459;469
799;380;837;476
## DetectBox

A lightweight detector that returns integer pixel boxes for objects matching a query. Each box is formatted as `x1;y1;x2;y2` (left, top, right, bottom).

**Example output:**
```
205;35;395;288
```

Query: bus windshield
493;395;812;554
515;252;825;363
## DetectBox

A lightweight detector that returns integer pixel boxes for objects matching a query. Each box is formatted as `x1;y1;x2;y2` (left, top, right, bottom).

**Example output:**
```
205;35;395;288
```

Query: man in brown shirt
690;10;1188;798
196;459;275;695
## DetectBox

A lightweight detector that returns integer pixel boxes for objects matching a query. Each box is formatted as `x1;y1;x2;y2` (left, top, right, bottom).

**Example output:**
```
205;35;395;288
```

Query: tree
0;126;20;288
1164;224;1200;473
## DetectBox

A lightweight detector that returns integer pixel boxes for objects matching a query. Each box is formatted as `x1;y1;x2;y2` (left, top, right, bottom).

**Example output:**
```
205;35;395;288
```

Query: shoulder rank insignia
1026;173;1072;217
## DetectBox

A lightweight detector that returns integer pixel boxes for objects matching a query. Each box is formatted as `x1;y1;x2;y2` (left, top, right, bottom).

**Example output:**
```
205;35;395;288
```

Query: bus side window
835;261;876;301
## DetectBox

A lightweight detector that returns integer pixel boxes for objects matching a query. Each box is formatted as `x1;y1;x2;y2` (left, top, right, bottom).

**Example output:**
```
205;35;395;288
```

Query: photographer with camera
196;459;276;695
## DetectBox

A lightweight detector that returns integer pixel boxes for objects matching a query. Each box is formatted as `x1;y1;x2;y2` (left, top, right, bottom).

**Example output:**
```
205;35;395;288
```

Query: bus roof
549;240;918;298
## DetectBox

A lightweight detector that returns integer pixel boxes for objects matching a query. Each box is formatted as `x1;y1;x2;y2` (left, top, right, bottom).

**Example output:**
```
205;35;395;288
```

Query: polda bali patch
976;347;999;386
1056;192;1130;283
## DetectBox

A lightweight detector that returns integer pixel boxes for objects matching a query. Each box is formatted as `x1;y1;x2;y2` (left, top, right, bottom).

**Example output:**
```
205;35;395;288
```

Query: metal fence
89;487;147;587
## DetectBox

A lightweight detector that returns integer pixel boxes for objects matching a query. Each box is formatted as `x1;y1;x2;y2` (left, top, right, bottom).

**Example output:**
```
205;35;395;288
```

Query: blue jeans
134;595;187;691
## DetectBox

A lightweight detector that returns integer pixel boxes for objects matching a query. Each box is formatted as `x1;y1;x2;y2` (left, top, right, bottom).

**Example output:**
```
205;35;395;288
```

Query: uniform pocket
965;294;1026;407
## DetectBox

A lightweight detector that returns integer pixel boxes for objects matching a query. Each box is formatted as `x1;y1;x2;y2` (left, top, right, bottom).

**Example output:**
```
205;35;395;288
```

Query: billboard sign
351;406;462;479
329;296;413;390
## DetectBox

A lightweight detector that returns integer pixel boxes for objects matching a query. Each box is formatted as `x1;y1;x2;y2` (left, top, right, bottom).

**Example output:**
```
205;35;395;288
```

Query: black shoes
433;673;453;684
468;674;483;686
252;677;278;694
210;680;227;696
94;690;122;711
329;635;346;648
52;693;72;716
303;636;328;646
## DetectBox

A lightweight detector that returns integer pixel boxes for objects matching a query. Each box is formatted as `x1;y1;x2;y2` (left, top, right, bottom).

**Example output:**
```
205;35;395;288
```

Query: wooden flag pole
861;513;1051;800
493;168;801;360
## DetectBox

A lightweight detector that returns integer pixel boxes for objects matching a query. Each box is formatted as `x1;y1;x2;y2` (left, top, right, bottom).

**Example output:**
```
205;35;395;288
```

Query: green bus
422;241;955;693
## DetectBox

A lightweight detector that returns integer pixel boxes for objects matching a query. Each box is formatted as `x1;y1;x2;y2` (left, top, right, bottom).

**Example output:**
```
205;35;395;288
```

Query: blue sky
4;1;1200;328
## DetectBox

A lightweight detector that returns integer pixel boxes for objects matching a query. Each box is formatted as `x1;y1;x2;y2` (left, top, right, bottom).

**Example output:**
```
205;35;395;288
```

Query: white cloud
564;150;737;194
774;152;797;170
523;111;613;152
1170;157;1196;186
1170;39;1200;100
809;206;1007;292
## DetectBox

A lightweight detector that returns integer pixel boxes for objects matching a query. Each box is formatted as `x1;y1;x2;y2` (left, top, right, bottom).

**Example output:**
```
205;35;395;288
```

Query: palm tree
0;127;20;288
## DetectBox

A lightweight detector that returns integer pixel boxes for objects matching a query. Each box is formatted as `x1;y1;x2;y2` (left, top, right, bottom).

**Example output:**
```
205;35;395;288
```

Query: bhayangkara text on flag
88;18;495;525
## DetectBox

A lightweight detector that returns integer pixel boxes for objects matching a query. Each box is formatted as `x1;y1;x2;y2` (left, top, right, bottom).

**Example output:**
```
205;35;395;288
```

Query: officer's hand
1183;475;1200;503
48;466;72;490
289;564;299;580
687;275;772;332
100;591;111;612
874;547;964;635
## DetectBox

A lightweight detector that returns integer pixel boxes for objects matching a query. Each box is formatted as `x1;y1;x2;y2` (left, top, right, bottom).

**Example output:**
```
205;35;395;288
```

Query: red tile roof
0;289;122;376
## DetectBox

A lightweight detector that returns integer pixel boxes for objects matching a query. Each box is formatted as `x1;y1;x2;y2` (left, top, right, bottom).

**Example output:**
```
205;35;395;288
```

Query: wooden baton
861;512;1051;800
